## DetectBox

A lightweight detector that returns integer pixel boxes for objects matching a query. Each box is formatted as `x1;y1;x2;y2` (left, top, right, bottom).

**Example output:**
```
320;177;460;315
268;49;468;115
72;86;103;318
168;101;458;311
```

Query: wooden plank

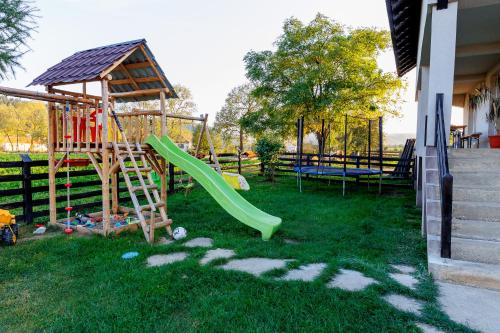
109;88;165;98
110;76;161;85
47;86;57;225
100;46;140;78
123;61;150;70
52;87;101;100
87;152;103;181
117;63;140;90
101;79;111;235
0;86;96;105
139;45;168;89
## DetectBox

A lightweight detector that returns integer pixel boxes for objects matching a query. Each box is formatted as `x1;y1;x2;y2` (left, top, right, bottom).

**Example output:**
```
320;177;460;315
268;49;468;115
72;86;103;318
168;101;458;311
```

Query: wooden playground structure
0;39;220;243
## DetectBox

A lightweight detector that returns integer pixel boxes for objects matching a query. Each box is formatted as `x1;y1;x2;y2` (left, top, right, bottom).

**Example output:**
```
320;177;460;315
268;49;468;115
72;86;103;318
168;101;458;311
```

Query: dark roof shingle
29;39;145;86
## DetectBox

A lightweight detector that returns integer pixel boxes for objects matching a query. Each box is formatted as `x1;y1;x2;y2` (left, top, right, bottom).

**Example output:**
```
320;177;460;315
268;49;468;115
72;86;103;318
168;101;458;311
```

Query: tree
215;83;258;153
242;14;402;154
0;0;38;80
0;97;46;151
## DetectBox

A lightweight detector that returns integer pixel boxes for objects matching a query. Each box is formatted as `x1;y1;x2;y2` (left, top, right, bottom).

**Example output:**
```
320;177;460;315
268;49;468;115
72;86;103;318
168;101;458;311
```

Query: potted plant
487;96;500;148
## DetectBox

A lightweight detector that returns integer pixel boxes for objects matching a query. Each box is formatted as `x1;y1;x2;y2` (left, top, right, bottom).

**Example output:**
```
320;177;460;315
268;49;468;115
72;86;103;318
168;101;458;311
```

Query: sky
3;0;425;134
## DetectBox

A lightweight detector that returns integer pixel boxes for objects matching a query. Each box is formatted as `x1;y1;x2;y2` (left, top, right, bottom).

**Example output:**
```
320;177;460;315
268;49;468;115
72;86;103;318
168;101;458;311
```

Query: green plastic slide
145;135;282;240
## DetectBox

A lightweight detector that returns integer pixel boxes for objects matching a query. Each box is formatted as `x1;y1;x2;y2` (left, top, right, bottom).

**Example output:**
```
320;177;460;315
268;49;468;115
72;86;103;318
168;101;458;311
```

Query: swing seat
179;182;195;190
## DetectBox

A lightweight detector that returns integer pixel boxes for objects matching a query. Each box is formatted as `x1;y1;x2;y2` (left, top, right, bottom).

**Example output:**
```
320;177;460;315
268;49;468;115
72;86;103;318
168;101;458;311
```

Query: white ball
172;227;187;240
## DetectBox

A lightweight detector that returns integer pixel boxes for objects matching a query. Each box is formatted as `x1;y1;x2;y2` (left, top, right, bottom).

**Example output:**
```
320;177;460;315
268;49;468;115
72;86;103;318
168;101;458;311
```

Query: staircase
113;140;172;243
425;148;500;290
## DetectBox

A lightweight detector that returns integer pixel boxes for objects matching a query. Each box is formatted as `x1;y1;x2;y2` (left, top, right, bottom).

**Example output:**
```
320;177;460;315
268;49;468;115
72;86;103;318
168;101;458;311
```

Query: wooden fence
0;153;260;224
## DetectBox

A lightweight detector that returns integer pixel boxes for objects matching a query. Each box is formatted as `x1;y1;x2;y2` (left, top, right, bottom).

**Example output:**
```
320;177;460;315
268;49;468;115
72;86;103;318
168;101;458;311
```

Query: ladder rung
132;184;158;192
153;219;173;228
119;151;146;156
125;167;152;173
140;202;165;211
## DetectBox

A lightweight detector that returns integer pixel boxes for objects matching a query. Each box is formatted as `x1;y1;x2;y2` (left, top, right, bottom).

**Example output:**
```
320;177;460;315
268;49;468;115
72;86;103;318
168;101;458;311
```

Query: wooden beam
123;61;150;70
87;152;103;181
139;45;168;90
51;88;102;101
101;79;111;235
132;109;205;121
109;88;167;98
117;64;140;90
110;76;161;85
100;46;140;79
0;86;96;105
47;86;57;225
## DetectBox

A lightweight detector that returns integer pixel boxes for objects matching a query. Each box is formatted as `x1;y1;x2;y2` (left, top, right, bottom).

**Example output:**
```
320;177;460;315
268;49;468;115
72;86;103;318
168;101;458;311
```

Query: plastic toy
0;209;18;245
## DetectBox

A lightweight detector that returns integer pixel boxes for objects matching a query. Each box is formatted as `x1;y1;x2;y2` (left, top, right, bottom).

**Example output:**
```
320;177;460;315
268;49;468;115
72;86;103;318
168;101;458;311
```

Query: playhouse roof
29;39;177;102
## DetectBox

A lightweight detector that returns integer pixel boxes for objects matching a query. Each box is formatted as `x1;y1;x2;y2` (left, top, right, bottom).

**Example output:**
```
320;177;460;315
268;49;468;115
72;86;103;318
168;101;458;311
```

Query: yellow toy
222;172;250;191
0;209;18;245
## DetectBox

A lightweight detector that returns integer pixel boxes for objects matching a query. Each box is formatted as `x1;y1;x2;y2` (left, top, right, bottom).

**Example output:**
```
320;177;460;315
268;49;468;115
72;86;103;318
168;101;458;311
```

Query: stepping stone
284;239;299;244
327;269;378;291
147;252;188;267
390;273;419;290
184;237;213;248
391;264;416;274
279;263;326;282
200;248;236;265
383;294;422;315
157;237;174;245
416;323;445;333
220;258;291;277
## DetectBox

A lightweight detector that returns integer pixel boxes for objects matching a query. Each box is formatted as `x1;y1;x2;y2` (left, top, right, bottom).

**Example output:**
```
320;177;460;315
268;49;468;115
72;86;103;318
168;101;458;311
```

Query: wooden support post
101;79;111;235
111;98;119;214
204;114;221;174
47;86;57;225
159;91;167;204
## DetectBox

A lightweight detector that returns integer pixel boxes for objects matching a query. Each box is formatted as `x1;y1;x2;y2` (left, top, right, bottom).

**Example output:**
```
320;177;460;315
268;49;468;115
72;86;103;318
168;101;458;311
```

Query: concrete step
426;169;500;188
429;255;500;291
426;200;500;222
451;238;500;265
453;219;500;242
453;201;500;222
426;217;500;242
448;148;500;159
449;157;500;172
423;183;500;203
452;171;500;188
453;187;500;203
427;235;500;265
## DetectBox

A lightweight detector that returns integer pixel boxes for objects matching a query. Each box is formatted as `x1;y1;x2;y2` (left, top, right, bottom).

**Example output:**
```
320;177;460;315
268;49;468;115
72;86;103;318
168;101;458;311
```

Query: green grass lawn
0;175;474;332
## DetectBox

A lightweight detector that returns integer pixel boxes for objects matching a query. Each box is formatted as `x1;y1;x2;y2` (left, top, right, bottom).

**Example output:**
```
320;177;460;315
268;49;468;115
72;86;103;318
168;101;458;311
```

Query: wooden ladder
113;138;172;243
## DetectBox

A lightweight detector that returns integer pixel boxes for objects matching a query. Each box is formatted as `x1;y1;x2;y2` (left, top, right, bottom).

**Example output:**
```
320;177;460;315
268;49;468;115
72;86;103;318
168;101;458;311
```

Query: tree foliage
215;83;258;150
0;96;46;151
242;14;402;151
0;0;38;80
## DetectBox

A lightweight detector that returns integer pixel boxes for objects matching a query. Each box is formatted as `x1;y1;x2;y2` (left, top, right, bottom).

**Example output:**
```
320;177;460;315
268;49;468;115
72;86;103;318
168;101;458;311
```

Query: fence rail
0;153;261;224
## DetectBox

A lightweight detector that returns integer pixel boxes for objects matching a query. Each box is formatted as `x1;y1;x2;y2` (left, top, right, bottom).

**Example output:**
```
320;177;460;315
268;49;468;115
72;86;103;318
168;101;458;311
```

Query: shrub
255;136;283;181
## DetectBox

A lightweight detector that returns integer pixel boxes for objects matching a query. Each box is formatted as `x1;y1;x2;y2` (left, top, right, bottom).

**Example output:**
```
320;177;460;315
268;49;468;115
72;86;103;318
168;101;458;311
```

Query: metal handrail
435;93;453;258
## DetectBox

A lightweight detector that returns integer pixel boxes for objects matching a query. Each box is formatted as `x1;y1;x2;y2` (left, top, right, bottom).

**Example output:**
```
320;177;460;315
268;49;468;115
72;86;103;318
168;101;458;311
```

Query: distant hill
386;133;415;147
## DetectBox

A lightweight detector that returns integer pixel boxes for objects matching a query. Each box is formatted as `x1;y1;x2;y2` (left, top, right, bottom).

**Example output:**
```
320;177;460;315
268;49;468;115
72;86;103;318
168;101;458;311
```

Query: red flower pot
489;135;500;148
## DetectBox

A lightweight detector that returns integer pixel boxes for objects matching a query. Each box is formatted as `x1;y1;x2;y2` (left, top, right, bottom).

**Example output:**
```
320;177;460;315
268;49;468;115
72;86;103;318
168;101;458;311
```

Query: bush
255;136;283;181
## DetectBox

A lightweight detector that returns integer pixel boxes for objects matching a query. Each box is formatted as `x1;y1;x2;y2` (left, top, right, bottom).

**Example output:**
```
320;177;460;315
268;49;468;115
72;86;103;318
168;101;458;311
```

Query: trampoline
294;166;382;176
294;114;384;195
